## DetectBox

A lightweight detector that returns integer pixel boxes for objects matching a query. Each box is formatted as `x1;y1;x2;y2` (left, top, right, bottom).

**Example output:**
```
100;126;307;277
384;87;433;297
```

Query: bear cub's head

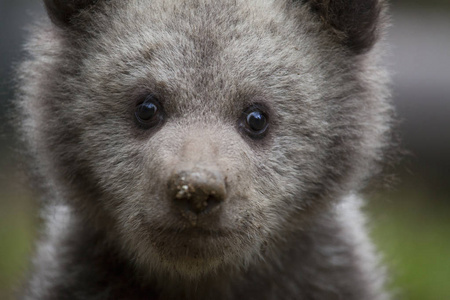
19;0;391;278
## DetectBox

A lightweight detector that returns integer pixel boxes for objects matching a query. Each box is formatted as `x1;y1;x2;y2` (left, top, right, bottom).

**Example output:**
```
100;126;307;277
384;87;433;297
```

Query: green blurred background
1;1;449;299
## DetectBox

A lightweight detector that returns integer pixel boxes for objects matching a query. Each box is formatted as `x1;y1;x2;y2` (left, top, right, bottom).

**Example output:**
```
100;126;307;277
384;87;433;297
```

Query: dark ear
306;0;385;54
43;0;99;26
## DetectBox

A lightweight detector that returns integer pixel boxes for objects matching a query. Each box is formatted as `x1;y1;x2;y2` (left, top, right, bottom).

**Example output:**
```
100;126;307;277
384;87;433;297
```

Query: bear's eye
135;95;164;129
247;111;267;132
241;105;269;139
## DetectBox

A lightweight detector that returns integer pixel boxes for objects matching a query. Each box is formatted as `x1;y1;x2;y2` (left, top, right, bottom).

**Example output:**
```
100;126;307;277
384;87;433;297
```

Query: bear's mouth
161;226;234;239
145;225;258;268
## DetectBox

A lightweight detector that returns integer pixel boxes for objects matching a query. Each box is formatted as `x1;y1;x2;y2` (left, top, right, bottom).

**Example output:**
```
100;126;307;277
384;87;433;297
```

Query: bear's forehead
75;0;348;114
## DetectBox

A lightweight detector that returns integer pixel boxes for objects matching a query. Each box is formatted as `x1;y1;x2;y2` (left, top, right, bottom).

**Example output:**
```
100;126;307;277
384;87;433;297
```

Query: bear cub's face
28;0;388;277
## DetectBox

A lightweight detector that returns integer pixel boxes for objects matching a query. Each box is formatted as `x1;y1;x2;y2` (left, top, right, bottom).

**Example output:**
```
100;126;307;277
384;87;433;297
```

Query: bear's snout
168;169;226;216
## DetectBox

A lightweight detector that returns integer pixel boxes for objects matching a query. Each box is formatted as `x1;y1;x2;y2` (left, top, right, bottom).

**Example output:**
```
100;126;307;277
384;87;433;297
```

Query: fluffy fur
16;0;393;299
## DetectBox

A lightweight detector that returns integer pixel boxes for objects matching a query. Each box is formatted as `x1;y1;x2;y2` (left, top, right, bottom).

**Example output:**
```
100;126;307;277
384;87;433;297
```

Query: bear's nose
168;169;226;215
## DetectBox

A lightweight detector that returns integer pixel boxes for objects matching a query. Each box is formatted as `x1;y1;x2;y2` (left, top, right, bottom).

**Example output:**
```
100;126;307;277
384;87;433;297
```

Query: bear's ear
305;0;386;54
43;0;100;27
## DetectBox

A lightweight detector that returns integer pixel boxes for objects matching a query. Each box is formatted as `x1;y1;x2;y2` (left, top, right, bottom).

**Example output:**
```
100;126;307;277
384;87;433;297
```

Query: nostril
169;170;226;215
203;193;222;213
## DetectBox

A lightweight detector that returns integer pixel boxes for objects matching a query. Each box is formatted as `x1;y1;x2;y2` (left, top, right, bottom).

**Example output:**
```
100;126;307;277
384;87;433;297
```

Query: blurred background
1;1;449;299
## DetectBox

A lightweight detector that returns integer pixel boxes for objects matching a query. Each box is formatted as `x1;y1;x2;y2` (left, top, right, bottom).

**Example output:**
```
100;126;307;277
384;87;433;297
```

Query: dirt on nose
169;169;226;223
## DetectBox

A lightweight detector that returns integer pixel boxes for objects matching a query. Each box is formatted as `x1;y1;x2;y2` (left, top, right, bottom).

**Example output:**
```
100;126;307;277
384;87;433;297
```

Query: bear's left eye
247;111;267;132
134;95;164;129
240;104;269;139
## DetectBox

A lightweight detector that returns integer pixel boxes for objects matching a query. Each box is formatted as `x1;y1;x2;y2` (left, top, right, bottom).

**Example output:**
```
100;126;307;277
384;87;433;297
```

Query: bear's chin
128;228;262;278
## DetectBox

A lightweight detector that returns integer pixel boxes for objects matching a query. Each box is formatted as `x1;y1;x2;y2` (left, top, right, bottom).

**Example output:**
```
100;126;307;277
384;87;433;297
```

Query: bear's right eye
134;95;164;129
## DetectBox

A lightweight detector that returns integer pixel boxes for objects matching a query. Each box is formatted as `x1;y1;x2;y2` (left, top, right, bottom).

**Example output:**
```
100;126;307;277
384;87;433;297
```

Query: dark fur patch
43;0;100;26
306;0;384;54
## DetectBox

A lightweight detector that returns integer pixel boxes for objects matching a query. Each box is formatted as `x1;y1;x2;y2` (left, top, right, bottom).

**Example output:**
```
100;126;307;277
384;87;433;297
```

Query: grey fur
16;0;393;299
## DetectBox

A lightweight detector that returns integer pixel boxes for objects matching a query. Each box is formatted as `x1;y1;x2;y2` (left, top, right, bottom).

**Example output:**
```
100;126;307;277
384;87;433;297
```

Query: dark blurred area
1;1;449;299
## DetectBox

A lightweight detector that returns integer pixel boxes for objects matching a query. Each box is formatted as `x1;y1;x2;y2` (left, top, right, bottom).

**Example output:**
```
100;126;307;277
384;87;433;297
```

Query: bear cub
17;0;393;299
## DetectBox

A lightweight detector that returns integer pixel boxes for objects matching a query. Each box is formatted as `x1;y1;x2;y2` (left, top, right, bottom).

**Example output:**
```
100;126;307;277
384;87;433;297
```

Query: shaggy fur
16;0;393;299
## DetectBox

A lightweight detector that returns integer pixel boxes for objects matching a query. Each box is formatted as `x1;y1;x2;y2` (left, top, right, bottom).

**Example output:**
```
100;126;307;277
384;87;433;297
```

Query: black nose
168;169;226;215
